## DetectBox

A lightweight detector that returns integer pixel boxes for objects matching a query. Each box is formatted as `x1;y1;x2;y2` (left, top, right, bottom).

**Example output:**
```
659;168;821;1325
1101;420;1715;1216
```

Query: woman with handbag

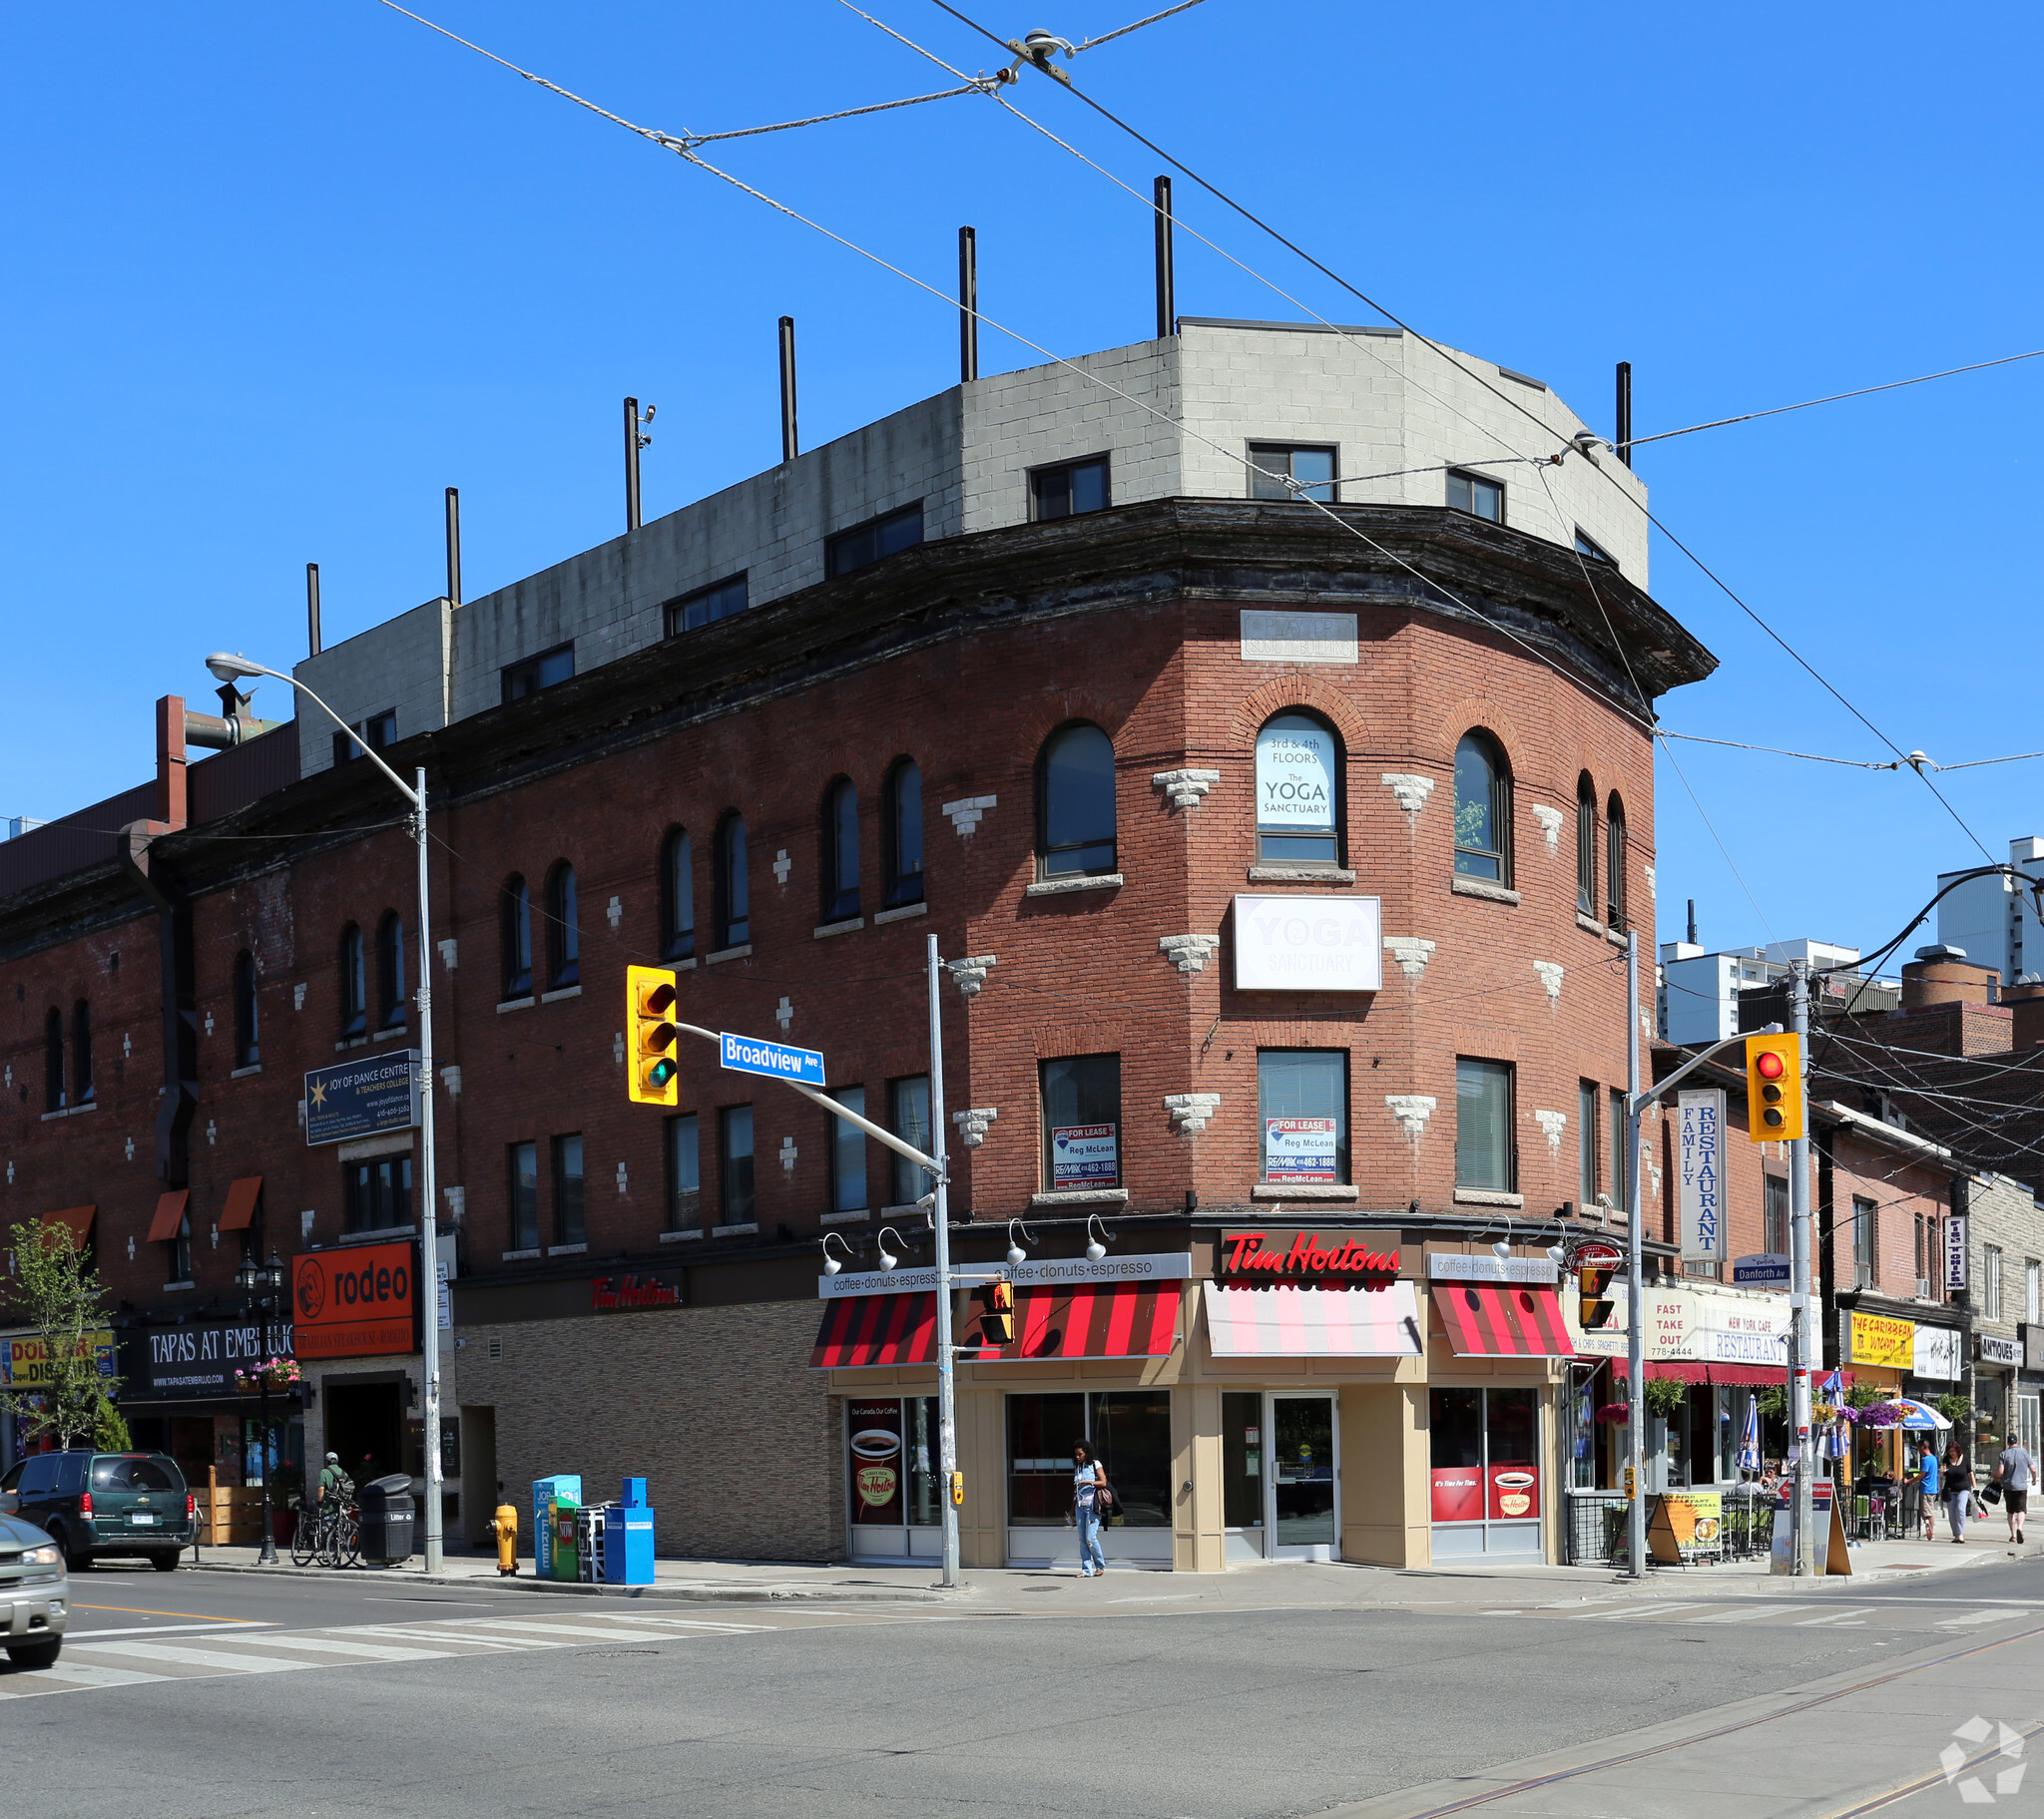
1070;1441;1108;1580
1942;1438;1974;1544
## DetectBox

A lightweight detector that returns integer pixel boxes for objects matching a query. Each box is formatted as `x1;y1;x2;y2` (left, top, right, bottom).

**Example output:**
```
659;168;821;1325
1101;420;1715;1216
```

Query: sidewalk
181;1522;2028;1605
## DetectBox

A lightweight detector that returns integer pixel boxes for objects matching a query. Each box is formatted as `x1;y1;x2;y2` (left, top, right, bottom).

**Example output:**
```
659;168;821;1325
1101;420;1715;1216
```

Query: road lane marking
72;1604;263;1622
66;1641;319;1672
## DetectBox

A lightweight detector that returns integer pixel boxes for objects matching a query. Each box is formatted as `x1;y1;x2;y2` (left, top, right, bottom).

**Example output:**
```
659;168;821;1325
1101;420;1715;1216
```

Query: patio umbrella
1869;1398;1952;1430
1737;1394;1763;1472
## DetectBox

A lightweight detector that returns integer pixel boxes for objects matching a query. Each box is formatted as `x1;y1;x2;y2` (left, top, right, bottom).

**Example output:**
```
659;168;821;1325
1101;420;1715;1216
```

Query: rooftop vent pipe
306;562;322;658
1615;361;1633;470
778;316;799;462
445;486;462;608
958;227;978;383
1153;176;1175;340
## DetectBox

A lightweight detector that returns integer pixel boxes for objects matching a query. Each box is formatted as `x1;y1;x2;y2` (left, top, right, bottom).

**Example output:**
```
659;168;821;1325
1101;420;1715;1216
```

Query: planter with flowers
234;1356;301;1394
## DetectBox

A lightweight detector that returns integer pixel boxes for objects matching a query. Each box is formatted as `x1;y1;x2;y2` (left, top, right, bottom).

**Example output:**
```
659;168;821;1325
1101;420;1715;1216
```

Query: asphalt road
10;1561;2044;1818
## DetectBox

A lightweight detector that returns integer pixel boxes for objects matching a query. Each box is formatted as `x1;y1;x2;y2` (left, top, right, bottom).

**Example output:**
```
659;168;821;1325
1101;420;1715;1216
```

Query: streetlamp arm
207;657;419;808
1629;1024;1780;1119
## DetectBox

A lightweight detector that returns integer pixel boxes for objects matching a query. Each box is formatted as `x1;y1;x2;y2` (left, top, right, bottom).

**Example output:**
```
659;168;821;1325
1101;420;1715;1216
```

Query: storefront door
1270;1394;1337;1560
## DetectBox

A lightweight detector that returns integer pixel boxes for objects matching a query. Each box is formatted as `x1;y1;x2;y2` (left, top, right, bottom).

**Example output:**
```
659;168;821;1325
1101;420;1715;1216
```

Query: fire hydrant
488;1502;519;1576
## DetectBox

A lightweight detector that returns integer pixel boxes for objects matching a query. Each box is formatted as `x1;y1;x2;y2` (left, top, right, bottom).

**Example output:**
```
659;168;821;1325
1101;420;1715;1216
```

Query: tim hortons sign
1221;1230;1399;1279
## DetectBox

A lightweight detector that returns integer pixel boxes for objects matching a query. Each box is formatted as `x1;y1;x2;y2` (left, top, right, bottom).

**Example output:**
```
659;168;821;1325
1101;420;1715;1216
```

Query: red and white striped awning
968;1282;1181;1362
809;1292;937;1369
1434;1281;1573;1357
1202;1282;1423;1357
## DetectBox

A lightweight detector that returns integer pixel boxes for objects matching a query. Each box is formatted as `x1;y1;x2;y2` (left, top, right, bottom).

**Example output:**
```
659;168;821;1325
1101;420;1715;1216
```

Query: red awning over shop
146;1190;189;1244
810;1292;937;1369
970;1282;1180;1362
219;1177;262;1232
1435;1281;1572;1356
43;1204;96;1249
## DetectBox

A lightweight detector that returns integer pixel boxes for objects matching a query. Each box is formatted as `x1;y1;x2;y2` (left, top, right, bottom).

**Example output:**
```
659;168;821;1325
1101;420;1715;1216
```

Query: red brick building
1;322;1728;1568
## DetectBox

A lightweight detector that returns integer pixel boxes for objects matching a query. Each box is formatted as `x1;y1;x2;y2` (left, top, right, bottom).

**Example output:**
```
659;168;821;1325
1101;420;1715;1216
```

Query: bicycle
289;1502;318;1568
292;1498;361;1568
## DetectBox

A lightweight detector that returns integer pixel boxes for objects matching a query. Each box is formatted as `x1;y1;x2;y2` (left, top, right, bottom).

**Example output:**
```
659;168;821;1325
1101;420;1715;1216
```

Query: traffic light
626;964;681;1106
981;1279;1016;1346
1745;1032;1803;1142
1578;1260;1617;1329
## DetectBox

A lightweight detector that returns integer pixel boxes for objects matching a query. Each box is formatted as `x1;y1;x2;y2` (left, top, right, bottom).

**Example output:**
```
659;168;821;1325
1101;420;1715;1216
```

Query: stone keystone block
941;795;997;836
1385;1094;1437;1139
952;1107;998;1146
946;954;996;996
1164;1093;1222;1134
1152;768;1221;811
1159;933;1221;974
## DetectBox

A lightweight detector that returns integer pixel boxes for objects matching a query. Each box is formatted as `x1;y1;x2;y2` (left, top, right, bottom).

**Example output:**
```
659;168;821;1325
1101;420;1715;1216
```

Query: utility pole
1788;960;1814;1574
926;932;959;1589
1625;930;1647;1578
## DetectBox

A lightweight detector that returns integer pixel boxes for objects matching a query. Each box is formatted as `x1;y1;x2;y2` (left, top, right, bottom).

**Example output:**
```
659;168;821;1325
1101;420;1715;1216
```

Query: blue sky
4;3;2039;964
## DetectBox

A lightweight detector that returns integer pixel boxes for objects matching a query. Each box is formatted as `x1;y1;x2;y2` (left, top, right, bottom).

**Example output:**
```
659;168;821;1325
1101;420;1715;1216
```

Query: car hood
0;1511;56;1550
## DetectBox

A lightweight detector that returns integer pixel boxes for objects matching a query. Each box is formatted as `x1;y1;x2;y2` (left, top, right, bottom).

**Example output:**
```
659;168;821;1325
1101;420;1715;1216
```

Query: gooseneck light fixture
821;1232;855;1276
1084;1214;1114;1263
876;1226;908;1272
1006;1218;1037;1269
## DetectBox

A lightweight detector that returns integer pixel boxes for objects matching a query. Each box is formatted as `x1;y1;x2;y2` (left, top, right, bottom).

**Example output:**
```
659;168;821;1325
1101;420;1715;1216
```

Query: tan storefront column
1175;1383;1224;1572
1338;1380;1430;1567
959;1384;1002;1569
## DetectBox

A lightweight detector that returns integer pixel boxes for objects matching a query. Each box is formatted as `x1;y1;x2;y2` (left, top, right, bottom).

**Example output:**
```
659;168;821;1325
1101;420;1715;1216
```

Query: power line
1620;350;2044;451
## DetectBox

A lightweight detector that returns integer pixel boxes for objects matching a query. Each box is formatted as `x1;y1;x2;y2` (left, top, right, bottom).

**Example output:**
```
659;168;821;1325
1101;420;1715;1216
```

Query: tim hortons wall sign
1221;1230;1399;1278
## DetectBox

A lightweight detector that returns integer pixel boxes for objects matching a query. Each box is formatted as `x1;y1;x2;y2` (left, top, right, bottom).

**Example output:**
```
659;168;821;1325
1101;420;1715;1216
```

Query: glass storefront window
846;1396;939;1528
1222;1391;1263;1529
1430;1386;1541;1554
1006;1391;1170;1528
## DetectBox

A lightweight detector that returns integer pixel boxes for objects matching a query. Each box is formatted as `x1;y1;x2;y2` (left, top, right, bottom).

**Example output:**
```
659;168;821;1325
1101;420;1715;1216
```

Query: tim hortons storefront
810;1226;1570;1571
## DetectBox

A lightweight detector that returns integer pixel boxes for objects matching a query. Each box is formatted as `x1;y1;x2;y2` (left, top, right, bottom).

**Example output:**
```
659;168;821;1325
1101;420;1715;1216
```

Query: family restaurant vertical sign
1677;1089;1727;1263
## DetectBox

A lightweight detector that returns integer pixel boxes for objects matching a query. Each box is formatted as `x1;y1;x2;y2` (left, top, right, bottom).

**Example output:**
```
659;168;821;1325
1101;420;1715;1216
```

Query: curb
185;1561;957;1603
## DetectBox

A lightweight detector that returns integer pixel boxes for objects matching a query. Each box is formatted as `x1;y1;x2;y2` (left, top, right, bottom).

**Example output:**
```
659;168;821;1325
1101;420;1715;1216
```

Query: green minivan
15;1450;195;1570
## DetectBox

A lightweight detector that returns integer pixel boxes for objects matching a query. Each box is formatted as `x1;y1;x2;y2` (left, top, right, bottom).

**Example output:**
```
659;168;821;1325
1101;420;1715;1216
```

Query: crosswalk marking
348;1626;541;1649
1937;1609;2017;1627
1571;1601;1712;1620
66;1640;320;1673
220;1634;455;1662
1795;1608;1873;1626
1693;1605;1810;1623
455;1618;750;1643
28;1662;175;1690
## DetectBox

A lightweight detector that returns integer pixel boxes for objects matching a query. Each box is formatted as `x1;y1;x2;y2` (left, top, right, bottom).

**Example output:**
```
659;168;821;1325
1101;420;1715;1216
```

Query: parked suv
0;1511;67;1666
16;1451;194;1571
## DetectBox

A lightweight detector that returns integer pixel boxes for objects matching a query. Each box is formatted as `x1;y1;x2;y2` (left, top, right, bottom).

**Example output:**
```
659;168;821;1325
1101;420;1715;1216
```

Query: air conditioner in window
1854;1264;1876;1289
1916;1277;1932;1298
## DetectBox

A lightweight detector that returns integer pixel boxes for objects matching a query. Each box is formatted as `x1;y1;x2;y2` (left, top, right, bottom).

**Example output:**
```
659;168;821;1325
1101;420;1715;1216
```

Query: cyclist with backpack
317;1452;354;1509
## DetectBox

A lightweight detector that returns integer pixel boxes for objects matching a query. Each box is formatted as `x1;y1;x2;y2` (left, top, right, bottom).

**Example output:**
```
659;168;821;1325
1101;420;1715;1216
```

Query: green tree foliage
3;1218;124;1450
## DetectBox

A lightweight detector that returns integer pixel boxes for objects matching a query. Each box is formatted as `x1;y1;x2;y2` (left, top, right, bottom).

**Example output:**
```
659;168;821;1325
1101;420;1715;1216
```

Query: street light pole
925;933;960;1590
1625;931;1646;1579
204;654;445;1574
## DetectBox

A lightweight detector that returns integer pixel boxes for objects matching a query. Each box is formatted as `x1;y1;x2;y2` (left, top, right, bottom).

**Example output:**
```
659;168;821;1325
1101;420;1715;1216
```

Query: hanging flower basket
235;1356;301;1392
1595;1403;1630;1424
1858;1402;1902;1429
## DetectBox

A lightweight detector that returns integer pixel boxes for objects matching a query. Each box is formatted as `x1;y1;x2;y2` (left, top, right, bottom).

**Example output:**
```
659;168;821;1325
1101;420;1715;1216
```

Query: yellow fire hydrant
488;1502;519;1576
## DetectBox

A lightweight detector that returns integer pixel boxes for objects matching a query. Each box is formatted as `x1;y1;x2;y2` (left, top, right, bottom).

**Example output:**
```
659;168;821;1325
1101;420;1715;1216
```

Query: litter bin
358;1472;416;1565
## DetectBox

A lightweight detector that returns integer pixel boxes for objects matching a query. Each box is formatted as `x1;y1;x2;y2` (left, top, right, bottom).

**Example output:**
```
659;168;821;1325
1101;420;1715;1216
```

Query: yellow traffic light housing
626;965;681;1107
1578;1261;1617;1330
1745;1032;1803;1142
981;1279;1016;1346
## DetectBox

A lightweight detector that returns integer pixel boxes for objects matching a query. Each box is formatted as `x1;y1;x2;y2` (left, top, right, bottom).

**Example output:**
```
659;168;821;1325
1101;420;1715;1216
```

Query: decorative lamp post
235;1251;287;1567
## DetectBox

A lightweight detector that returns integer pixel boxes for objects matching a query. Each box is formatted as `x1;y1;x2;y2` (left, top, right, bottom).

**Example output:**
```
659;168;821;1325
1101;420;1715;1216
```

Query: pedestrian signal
626;965;681;1107
981;1279;1016;1346
1744;1032;1803;1142
1578;1261;1617;1330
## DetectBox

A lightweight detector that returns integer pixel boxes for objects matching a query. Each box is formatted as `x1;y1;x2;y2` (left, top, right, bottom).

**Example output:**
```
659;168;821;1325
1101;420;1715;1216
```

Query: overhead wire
894;1;2006;863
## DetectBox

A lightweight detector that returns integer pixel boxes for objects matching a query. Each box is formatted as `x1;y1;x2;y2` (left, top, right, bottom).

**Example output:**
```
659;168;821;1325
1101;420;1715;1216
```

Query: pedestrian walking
1942;1439;1973;1544
1915;1440;1940;1541
1070;1441;1107;1580
1993;1432;2036;1545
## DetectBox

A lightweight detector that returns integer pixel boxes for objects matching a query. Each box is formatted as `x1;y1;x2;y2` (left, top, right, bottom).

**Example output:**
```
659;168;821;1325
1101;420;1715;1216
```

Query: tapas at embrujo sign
1221;1230;1399;1279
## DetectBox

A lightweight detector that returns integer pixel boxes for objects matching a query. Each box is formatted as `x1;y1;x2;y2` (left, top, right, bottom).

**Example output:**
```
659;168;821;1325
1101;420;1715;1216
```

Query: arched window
71;1000;94;1107
659;828;695;962
234;949;260;1070
376;912;407;1030
44;1008;64;1113
715;813;751;950
1452;731;1511;884
501;876;532;1000
1255;710;1342;866
545;862;580;990
883;758;924;909
1606;794;1628;931
821;778;860;923
1037;721;1117;879
1575;773;1597;918
339;924;367;1038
